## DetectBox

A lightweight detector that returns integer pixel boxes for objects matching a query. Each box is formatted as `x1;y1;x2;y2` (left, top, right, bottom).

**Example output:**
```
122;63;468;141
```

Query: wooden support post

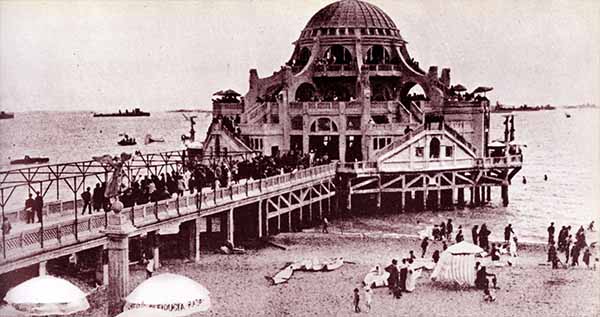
501;184;509;206
400;189;405;213
486;186;491;202
423;189;427;211
474;186;481;206
258;200;263;238
38;261;47;276
288;194;292;232
346;177;352;213
189;219;200;262
308;189;313;223
436;189;441;211
277;196;281;233
469;187;474;206
376;177;382;211
150;231;160;270
327;182;331;216
228;208;234;246
457;187;465;208
318;186;323;219
265;201;270;237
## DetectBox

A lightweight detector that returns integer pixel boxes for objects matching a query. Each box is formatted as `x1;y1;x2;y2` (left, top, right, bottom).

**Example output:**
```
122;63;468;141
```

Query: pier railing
0;162;338;260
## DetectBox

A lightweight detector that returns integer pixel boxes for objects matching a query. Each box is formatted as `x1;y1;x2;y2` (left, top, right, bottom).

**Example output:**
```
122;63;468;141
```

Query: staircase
375;125;425;158
242;102;268;124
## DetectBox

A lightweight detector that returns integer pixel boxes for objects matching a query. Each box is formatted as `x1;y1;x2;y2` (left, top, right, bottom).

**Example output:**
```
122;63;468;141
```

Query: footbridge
0;154;337;275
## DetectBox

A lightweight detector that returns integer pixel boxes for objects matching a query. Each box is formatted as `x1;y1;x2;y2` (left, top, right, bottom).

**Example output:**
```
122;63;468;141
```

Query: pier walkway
0;162;337;274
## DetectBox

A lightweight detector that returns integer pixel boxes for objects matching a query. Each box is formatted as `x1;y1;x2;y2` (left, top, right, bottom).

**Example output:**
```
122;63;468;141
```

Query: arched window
310;118;338;132
295;83;317;102
400;82;427;106
297;47;311;66
324;45;353;64
365;45;390;64
429;137;441;159
291;116;303;130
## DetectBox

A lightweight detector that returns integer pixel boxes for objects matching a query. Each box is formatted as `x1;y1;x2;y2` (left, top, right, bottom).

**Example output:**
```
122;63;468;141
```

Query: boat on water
144;134;165;144
10;155;49;165
93;108;150;117
0;111;14;119
118;135;137;146
565;113;571;118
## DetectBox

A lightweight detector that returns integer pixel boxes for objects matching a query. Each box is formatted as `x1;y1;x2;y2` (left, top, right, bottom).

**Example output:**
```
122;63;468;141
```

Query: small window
328;28;336;35
416;147;424;157
312;30;318;37
291;116;303;130
445;146;453;157
378;138;386;149
211;217;221;232
320;28;327;35
271;114;279;124
339;28;346;35
361;28;367;35
385;29;391;36
372;138;377;150
348;28;355;35
347;116;361;130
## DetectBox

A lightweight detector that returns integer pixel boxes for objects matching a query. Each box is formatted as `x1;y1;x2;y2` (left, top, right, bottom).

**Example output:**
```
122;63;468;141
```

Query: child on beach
483;287;496;302
364;286;373;312
353;288;361;313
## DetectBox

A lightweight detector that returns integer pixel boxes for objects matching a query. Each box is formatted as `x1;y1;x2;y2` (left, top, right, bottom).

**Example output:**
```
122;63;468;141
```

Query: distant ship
10;155;49;165
0;111;15;119
93;108;150;117
491;102;556;113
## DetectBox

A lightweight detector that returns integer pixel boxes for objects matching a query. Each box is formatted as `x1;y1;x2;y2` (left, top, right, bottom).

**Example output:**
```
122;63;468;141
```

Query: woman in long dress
404;260;422;292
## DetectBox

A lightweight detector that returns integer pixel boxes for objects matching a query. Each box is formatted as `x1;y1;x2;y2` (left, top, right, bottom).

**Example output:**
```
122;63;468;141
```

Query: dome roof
305;0;397;30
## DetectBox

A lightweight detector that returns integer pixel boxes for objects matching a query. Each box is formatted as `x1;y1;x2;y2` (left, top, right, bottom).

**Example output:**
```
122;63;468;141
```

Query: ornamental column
106;209;135;316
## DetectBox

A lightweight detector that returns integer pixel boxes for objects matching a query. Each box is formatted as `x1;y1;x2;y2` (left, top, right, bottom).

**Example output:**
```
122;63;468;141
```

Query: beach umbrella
472;86;493;94
452;84;467;92
213;89;240;96
3;275;90;316
115;307;172;317
446;241;484;255
488;140;505;148
124;273;211;316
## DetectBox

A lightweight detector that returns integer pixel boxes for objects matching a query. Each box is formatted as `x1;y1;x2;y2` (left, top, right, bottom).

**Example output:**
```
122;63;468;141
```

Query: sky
0;0;599;112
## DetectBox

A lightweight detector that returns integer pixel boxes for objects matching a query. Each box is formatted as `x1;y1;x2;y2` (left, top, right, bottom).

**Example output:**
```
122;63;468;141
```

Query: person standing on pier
92;183;103;212
446;219;454;241
25;193;35;224
2;217;11;235
440;221;446;241
472;225;479;245
547;222;555;244
322;217;329;233
504;224;514;244
81;187;92;215
34;192;43;223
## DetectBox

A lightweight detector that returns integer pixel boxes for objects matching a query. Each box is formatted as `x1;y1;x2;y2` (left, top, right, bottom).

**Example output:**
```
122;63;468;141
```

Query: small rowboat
271;265;294;285
323;257;344;271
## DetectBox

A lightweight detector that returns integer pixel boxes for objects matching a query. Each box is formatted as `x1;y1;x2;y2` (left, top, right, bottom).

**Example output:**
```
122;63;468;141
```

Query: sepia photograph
0;0;598;316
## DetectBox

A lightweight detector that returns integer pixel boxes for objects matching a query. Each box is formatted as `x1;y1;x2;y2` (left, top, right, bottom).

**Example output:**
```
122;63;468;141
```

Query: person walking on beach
547;222;555;244
440;221;446;241
421;237;429;258
583;247;591;268
364;286;373;312
565;234;573;263
558;226;567;251
571;245;581;266
548;241;557;268
456;226;464;243
398;259;408;292
446;219;453;241
322;217;329;233
81;187;92;215
34;192;43;223
25;193;35;224
504;224;514;243
385;259;399;293
442;241;448;251
478;224;491;251
472;225;479;245
588;221;595;231
352;288;361;313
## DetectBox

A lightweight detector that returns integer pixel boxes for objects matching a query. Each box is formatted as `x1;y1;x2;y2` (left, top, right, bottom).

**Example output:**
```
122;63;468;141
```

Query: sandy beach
51;213;599;317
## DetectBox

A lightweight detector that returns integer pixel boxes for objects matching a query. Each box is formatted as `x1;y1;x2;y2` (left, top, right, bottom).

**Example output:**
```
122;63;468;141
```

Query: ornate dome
305;0;397;30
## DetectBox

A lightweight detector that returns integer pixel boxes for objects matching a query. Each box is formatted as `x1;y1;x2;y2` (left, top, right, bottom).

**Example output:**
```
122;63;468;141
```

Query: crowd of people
546;221;595;269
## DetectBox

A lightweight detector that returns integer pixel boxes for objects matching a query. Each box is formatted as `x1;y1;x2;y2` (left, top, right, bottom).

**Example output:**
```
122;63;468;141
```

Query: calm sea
0;109;598;242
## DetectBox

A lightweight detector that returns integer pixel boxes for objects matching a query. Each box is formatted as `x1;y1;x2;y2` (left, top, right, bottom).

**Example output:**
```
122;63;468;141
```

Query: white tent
430;241;484;287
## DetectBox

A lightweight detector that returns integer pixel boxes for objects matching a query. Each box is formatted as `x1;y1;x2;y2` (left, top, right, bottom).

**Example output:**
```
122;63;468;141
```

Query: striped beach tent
430;241;484;287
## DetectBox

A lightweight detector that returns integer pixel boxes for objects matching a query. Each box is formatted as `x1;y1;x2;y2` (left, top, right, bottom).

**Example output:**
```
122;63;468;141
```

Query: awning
488;140;505;148
213;89;240;97
452;84;467;92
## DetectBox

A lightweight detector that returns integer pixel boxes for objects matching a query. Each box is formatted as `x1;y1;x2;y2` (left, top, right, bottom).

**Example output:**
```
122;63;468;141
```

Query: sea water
0;109;598;242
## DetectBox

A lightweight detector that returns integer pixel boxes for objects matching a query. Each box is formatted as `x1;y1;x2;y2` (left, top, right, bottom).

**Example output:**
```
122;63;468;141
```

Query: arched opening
400;82;427;106
324;45;353;64
321;85;351;101
365;45;390;64
295;83;317;102
297;47;311;66
371;84;393;101
429;137;441;159
310;118;338;132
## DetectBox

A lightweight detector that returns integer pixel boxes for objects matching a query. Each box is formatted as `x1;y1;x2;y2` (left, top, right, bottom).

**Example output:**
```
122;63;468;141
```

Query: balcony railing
361;64;402;72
